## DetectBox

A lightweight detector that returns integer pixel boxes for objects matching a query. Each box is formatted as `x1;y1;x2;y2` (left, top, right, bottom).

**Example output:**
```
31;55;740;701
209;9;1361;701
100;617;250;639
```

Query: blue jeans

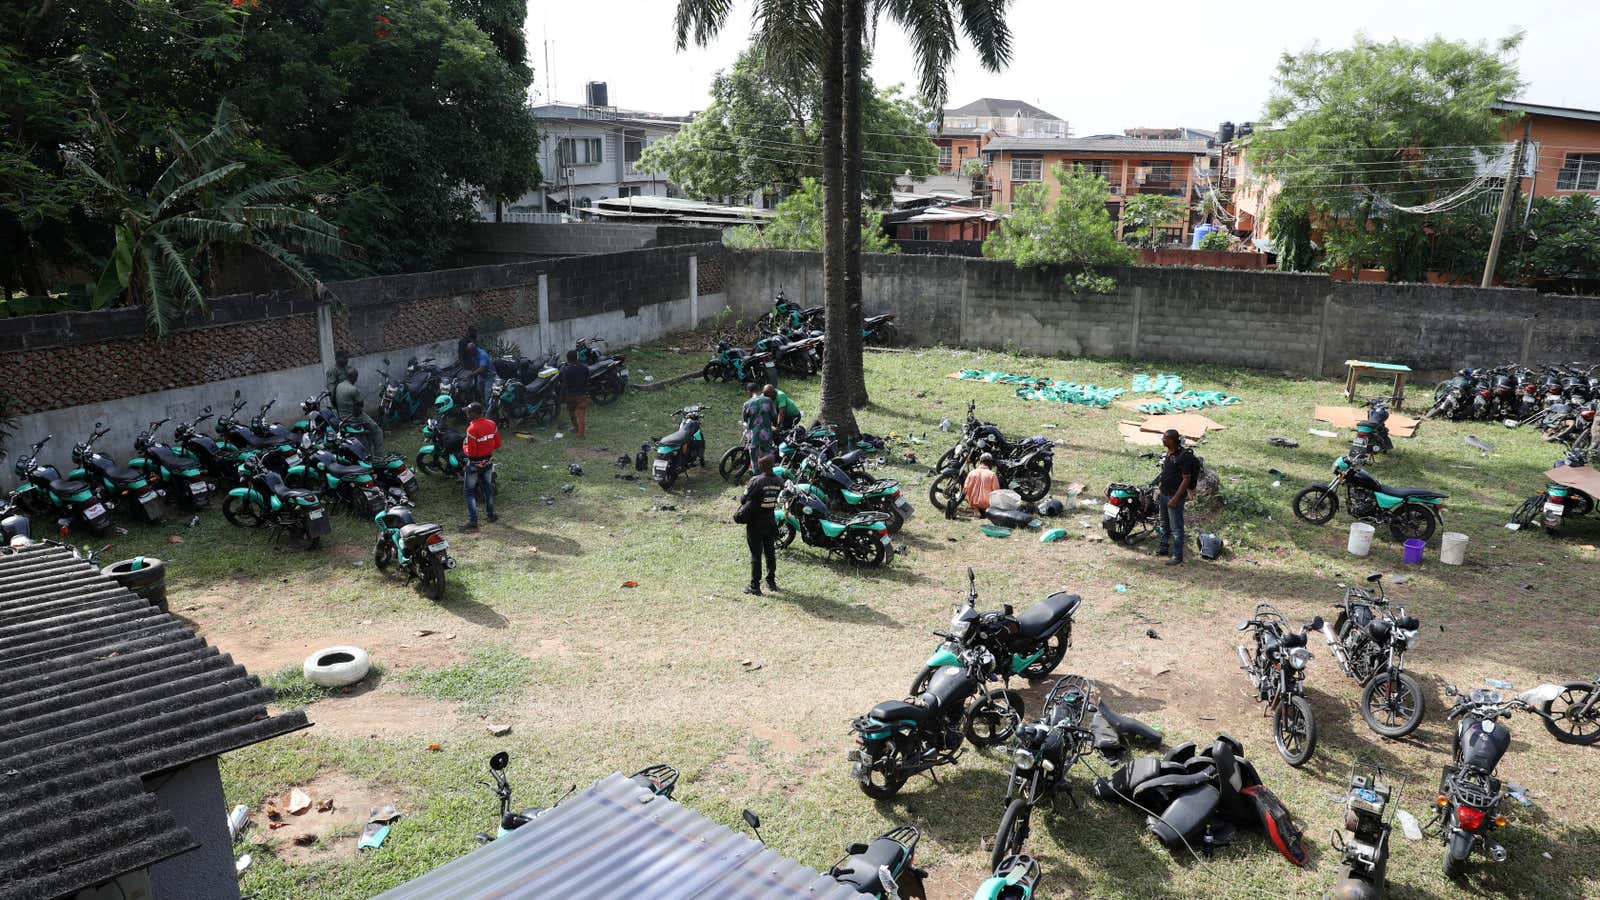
1157;493;1185;559
478;376;494;406
464;460;495;523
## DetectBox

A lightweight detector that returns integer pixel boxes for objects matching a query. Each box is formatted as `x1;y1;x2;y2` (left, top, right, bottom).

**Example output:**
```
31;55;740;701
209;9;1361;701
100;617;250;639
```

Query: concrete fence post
1314;294;1333;377
1519;317;1535;366
1128;284;1142;359
537;273;550;355
689;255;699;326
316;302;335;373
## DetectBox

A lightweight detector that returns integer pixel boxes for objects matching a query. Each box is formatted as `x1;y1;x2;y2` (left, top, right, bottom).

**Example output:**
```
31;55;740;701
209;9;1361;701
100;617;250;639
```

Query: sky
524;0;1600;134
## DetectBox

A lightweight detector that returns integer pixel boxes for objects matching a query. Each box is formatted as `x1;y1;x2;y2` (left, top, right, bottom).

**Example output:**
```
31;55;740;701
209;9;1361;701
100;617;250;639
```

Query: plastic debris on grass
949;369;1125;408
1040;528;1068;543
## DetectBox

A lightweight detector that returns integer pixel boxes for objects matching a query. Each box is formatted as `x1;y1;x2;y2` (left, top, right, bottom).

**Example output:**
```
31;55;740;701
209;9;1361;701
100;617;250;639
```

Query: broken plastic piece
621;581;639;588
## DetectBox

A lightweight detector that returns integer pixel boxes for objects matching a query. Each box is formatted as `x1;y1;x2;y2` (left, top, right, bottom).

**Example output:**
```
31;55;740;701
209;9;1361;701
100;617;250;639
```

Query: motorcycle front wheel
416;451;443;476
702;361;727;383
1388;505;1437;543
1360;671;1426;738
1541;681;1600;745
591;380;622;406
990;799;1033;873
374;537;395;571
908;665;937;698
928;471;961;513
1510;495;1541;528
963;689;1024;747
222;494;264;528
1292;486;1339;524
1274;694;1317;766
719;446;750;482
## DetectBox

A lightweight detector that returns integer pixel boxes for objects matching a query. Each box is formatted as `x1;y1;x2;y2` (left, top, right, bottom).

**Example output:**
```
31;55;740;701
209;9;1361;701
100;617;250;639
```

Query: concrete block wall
461;223;722;263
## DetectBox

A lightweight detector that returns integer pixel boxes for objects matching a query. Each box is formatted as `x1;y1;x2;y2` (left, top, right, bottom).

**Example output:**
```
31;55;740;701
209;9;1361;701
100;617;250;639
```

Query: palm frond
153;101;247;199
674;0;735;49
141;245;174;335
249;235;320;287
876;0;958;105
752;0;825;60
153;234;207;317
955;0;1013;71
225;174;310;208
62;150;129;203
160;214;249;244
156;162;246;218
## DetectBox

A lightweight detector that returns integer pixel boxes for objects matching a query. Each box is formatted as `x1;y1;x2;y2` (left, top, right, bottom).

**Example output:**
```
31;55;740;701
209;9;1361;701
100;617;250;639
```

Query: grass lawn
100;337;1600;899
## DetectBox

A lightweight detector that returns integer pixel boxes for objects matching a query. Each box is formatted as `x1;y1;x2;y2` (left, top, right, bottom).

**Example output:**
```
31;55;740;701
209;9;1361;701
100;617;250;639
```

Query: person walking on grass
963;453;1000;515
765;383;802;431
742;382;777;461
1156;429;1198;565
559;350;590;438
737;454;785;596
462;402;500;530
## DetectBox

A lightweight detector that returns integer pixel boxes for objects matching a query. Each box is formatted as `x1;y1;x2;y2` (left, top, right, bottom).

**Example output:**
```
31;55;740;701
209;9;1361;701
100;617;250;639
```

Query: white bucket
1440;532;1469;566
1347;522;1376;557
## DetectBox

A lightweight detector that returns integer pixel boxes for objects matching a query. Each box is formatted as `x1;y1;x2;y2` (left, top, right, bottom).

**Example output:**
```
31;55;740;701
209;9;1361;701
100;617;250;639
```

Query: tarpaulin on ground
948;370;1125;408
1128;372;1241;414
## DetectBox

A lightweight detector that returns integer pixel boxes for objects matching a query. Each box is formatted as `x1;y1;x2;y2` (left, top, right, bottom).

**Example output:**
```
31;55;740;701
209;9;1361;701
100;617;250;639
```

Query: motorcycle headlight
1400;628;1419;649
1013;748;1035;770
1289;647;1310;670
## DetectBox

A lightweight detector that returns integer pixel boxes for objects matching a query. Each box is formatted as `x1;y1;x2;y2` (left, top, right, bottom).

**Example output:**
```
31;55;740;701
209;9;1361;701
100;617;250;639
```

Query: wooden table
1344;360;1413;408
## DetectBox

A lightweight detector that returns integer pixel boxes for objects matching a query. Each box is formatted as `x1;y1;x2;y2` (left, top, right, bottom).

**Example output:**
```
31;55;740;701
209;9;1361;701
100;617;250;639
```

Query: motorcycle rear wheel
1103;516;1133;543
1008;467;1050;502
1388;505;1437;543
591;381;622;406
1274;694;1317;767
1360;671;1426;738
1569;490;1594;518
416;452;443;476
990;799;1033;873
928;471;961;513
1021;633;1068;681
964;689;1024;747
1541;681;1600;745
1292;486;1339;524
719;446;750;482
421;555;446;600
843;531;888;567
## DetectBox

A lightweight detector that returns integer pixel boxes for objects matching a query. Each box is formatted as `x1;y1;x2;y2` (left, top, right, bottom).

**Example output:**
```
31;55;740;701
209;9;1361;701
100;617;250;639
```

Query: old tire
1542;681;1600;745
303;646;370;688
102;558;168;612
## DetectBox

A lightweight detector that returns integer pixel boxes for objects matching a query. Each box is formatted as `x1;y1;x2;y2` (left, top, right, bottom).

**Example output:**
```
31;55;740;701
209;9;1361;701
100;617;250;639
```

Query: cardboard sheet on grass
1546;465;1600;496
1119;413;1225;445
1313;405;1420;438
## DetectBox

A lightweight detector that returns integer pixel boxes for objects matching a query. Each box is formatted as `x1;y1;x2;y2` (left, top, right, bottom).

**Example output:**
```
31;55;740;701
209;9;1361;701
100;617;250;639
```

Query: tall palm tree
841;0;1015;410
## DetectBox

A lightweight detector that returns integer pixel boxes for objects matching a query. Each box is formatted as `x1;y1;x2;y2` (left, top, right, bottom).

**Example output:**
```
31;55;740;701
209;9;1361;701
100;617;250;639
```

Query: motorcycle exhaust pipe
1236;645;1254;676
1321;620;1341;648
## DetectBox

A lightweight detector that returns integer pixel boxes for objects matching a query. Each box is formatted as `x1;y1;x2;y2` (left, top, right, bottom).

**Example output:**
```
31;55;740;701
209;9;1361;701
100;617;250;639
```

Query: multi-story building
942;97;1069;138
982;137;1209;242
1491;100;1600;198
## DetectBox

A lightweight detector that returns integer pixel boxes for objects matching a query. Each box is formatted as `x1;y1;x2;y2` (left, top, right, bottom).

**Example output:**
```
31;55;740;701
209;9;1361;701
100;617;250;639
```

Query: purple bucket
1402;538;1426;564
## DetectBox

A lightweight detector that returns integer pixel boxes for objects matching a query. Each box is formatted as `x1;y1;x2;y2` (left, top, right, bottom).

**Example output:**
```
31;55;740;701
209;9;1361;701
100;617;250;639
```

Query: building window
623;129;645;164
617;185;642;198
558;137;603;166
912;226;930;241
1074;160;1110;180
1141;160;1173;182
938;145;952;168
1010;157;1043;182
1556;153;1600;191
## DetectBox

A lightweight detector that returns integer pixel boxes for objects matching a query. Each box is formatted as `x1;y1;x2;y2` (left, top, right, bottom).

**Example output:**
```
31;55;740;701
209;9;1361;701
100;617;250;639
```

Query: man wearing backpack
1156;429;1199;565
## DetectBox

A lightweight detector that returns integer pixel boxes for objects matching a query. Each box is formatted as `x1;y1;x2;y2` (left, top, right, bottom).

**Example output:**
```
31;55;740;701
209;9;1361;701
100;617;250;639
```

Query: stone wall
723;250;1600;376
458;223;723;264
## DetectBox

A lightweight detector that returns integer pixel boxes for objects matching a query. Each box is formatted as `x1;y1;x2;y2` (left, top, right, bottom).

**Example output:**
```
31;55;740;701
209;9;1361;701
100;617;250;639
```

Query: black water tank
1237;121;1254;138
1219;121;1235;143
586;81;609;108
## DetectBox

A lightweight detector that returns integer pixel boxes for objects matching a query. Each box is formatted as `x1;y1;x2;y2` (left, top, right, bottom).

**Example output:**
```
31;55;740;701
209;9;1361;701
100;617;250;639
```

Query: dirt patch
308;691;462;738
206;621;467;677
249;769;396;865
750;723;806;756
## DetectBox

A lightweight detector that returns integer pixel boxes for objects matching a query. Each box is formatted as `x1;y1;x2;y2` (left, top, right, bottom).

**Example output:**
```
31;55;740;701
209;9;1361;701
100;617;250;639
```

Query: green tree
637;47;936;204
1509;195;1600;287
1247;34;1523;280
66;103;346;333
1196;229;1231;251
1120;194;1187;249
983;163;1132;292
723;178;896;253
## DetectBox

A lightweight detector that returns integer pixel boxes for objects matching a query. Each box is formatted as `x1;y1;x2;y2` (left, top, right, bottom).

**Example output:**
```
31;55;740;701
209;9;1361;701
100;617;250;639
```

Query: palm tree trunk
842;0;869;410
816;0;857;434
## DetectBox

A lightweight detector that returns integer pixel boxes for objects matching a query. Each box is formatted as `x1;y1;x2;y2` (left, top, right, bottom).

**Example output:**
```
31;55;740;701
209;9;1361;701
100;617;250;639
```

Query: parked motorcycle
908;568;1078;694
575;336;628;405
216;394;299;461
1351;398;1393;458
373;500;455;599
1326;761;1401;900
848;643;1022;798
650;405;708;490
222;455;330;548
973;855;1041;900
764;290;824;332
172;410;238;479
487;361;561;429
989;675;1098;871
862;313;898;346
378;356;442;425
702;341;778;386
783;447;912;533
291;448;387;518
930;442;1053;515
69;424;165;524
1322;574;1426;738
754;328;822;377
0;495;32;545
824;825;927;899
1237;604;1324;766
1510;449;1594;534
773;481;895;567
720;423;833;482
1102;477;1160;544
472;751;677;842
416;407;467;479
1292;455;1446;542
129;418;213;509
1533;675;1600;745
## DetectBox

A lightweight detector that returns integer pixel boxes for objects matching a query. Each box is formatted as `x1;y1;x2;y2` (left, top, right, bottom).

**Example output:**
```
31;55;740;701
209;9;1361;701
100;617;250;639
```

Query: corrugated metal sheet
376;773;862;900
983;136;1210;155
0;542;311;899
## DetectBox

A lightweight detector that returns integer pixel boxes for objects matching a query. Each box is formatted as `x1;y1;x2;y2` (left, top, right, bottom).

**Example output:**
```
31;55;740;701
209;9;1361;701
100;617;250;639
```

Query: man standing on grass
559;350;590;438
737;455;785;596
462;401;500;530
742;382;777;462
1156;429;1198;565
765;383;802;431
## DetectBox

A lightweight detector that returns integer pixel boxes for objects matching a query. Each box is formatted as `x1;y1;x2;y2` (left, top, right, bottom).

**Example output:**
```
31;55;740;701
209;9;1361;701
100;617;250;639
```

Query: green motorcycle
222;455;330;548
773;482;894;567
373;500;454;599
973;855;1041;900
1293;455;1446;542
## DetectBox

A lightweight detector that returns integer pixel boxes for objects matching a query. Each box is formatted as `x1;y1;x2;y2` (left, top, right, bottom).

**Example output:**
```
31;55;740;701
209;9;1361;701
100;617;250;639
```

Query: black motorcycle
129;418;213;509
1509;448;1594;534
172;410;238;479
1292;455;1446;542
989;675;1098;871
1237;604;1323;766
1102;477;1160;544
222;454;331;548
473;751;677;842
907;568;1078;695
651;405;708;490
1433;682;1531;877
754;329;822;377
216;394;300;461
488;363;561;429
1328;761;1402;900
373;500;455;599
849;644;1022;799
825;825;927;899
765;289;824;332
1351;398;1394;458
1321;574;1426;738
785;446;912;533
576;336;628;406
69;424;166;524
862;312;898;346
929;432;1053;515
773;481;895;567
379;356;442;425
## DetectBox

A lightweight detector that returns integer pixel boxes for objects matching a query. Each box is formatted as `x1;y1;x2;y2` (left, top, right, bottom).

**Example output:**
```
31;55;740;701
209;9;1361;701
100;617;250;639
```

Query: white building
942;98;1070;139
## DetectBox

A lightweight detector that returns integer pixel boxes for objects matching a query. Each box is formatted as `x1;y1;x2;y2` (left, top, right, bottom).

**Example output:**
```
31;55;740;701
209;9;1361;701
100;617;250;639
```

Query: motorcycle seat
151;446;197;472
1375;484;1447;500
845;511;890;528
832;449;865;469
658;425;697;448
865;314;893;325
399;523;441;541
1016;592;1081;638
49;478;91;496
99;462;145;483
831;838;905;893
868;699;933;724
321;460;371;479
232;429;281;449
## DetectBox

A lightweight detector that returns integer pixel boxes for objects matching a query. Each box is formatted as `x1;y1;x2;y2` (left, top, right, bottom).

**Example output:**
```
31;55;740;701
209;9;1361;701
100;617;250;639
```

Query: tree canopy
1246;34;1523;280
983;163;1132;292
637;47;937;204
723;178;895;253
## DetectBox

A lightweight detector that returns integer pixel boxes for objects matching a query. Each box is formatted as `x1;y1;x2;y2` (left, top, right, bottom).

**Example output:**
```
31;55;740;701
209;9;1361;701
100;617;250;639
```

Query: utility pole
1481;121;1530;288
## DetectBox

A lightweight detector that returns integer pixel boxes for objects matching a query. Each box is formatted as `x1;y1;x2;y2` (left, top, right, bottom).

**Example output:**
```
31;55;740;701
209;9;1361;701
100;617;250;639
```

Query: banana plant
65;101;347;334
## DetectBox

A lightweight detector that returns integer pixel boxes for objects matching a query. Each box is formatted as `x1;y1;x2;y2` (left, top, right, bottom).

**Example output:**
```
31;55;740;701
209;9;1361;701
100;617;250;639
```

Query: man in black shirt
558;350;591;438
1156;429;1198;565
738;455;785;595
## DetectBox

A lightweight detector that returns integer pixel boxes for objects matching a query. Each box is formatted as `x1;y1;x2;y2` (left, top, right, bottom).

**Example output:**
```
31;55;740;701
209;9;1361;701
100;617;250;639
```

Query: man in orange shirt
462;402;500;530
962;453;1000;514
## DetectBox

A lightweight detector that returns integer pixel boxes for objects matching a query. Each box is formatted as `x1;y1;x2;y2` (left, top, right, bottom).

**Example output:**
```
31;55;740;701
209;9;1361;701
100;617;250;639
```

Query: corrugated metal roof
0;542;310;899
375;773;862;900
983;136;1210;155
945;97;1060;120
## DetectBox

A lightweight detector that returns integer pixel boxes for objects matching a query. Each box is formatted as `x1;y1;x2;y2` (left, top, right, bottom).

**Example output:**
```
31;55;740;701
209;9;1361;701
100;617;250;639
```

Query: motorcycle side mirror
1236;620;1250;631
234;389;241;399
1445;684;1458;697
1308;616;1325;630
1365;573;1383;583
489;751;509;771
845;842;869;855
741;808;764;845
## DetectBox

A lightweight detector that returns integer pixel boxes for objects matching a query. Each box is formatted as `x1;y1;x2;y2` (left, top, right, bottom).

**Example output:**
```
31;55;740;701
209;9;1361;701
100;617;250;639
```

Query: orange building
1491;100;1600;198
982;137;1208;241
933;127;999;175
